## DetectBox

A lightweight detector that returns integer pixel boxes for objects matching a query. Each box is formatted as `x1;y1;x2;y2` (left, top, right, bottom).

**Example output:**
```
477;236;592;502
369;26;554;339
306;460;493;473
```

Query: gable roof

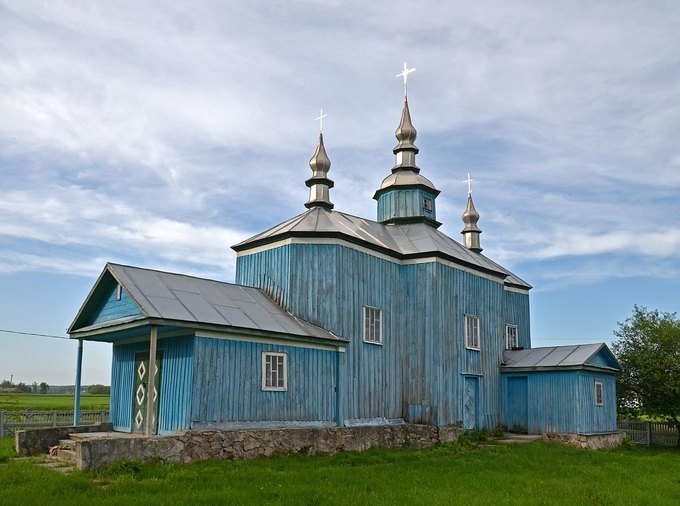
232;207;531;289
501;343;621;372
69;263;345;345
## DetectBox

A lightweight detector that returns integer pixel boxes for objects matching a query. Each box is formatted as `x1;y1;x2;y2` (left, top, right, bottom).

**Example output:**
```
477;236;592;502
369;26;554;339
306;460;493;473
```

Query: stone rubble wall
542;431;625;450
78;424;463;471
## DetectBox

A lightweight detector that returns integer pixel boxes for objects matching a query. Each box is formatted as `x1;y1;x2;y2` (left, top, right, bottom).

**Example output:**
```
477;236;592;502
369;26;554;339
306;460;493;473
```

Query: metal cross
396;62;416;97
315;108;327;133
463;173;474;195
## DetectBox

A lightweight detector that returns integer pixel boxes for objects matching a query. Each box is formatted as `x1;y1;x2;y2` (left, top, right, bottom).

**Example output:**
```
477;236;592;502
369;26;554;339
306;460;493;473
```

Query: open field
1;436;679;505
0;393;109;411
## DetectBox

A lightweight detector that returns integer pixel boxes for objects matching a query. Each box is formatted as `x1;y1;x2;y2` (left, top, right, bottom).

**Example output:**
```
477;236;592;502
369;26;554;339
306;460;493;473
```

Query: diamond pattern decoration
136;384;145;406
137;361;146;381
153;386;158;403
135;410;143;428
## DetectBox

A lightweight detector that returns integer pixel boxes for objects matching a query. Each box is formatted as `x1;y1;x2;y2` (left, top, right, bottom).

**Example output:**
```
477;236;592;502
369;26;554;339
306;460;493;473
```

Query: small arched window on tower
423;197;432;213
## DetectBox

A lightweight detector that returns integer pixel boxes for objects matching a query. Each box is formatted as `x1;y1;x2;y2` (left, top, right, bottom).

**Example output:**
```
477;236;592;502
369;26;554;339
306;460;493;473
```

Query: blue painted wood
236;241;532;428
190;337;337;425
110;336;194;433
89;285;141;326
506;376;528;431
376;188;437;223
501;370;618;434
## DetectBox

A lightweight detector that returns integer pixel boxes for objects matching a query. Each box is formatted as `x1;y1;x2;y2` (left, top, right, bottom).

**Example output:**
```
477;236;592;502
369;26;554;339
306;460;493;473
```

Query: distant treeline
1;380;110;395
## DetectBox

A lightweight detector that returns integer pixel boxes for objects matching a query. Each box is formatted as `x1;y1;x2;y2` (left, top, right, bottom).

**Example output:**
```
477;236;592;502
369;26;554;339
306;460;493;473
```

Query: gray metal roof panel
102;264;343;343
560;343;603;366
503;344;615;369
232;208;531;289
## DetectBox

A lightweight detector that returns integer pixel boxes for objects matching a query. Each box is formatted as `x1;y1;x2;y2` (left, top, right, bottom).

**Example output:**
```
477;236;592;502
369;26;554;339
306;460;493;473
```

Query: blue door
507;376;528;432
463;377;479;430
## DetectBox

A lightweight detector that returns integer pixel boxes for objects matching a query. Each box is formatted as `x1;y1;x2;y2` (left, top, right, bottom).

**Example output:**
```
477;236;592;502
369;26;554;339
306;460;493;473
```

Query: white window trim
115;284;123;301
594;380;604;406
465;314;480;351
262;352;287;392
363;306;383;345
505;324;519;350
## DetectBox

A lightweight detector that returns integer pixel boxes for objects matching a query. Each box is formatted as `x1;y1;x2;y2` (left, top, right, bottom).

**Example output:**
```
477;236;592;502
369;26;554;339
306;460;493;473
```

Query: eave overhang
69;316;349;348
233;229;512;282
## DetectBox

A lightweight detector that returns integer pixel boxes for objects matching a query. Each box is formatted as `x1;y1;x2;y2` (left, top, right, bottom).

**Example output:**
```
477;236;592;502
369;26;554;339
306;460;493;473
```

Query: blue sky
1;1;679;386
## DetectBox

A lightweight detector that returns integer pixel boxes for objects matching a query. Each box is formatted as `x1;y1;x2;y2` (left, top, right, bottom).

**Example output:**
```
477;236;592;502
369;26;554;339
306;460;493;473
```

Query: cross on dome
396;62;416;98
463;173;474;195
315;108;327;133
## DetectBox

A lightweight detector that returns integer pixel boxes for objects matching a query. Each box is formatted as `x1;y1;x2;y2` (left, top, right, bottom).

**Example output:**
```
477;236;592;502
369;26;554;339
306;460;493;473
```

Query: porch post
74;339;83;426
145;325;158;436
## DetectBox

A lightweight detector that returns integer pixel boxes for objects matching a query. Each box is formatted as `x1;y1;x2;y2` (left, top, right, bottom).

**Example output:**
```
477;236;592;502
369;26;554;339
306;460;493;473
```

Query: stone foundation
19;424;462;471
542;431;625;450
15;423;113;456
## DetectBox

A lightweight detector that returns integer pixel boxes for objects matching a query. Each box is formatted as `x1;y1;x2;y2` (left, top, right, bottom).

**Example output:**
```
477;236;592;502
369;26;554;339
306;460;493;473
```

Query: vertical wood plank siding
89;286;141;326
576;372;617;433
190;337;337;425
110;336;194;433
377;189;437;222
501;371;617;434
236;242;531;427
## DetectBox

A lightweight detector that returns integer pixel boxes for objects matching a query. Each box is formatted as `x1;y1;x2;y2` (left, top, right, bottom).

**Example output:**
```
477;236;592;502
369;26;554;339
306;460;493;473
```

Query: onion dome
461;194;482;252
305;133;334;209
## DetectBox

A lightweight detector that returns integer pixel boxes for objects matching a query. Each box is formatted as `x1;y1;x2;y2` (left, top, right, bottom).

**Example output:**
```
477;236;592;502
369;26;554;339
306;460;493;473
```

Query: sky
1;0;679;386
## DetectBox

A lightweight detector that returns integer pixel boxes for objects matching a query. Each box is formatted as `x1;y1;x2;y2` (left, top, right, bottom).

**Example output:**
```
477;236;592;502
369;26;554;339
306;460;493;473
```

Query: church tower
373;68;441;227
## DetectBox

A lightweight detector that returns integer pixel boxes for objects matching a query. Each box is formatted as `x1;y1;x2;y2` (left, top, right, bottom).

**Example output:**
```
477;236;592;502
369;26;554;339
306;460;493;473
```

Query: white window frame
505;325;519;350
363;306;383;345
423;197;432;211
465;314;480;350
262;352;287;391
594;380;604;406
116;284;123;301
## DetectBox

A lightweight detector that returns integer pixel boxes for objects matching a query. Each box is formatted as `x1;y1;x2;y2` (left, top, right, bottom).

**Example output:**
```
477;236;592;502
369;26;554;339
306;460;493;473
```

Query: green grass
0;437;678;504
0;393;109;411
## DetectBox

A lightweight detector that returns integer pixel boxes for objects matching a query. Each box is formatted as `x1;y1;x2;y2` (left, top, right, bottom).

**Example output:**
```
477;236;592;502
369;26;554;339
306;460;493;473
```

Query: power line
0;328;70;340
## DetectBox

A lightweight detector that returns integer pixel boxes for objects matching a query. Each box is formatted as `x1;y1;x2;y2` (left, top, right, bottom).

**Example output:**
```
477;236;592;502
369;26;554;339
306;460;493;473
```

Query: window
115;284;122;301
262;352;287;391
594;380;604;406
363;306;382;344
423;198;432;211
505;325;519;350
465;315;480;350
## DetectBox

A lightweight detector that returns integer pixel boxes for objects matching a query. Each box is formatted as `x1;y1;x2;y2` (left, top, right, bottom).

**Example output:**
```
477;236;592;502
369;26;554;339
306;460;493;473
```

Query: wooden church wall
237;243;405;423
575;371;617;433
236;242;531;428
501;370;617;434
190;337;338;427
110;336;194;434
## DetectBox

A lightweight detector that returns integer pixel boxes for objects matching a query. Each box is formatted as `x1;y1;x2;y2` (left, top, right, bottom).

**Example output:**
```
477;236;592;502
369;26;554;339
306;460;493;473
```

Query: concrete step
47;439;77;461
58;439;76;450
495;433;543;444
39;458;76;473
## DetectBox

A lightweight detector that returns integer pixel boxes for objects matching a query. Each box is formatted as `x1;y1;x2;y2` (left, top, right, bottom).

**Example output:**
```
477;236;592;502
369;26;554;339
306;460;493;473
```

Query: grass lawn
1;436;679;505
0;393;109;411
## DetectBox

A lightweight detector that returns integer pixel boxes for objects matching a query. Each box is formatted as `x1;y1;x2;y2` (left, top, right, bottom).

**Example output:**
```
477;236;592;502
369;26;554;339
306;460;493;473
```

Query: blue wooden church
68;92;621;437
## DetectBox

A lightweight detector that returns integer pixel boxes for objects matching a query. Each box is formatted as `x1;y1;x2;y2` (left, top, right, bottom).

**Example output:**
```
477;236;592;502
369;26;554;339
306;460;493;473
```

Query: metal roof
69;263;345;344
232;207;531;289
502;344;621;371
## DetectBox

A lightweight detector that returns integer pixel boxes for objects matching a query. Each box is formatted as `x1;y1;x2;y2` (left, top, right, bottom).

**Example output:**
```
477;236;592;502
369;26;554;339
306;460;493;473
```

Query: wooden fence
0;409;110;437
617;420;679;447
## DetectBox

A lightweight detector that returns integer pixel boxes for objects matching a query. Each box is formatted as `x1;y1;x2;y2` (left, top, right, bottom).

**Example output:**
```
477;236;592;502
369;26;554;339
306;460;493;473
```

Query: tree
613;306;680;446
39;382;49;394
87;384;110;395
